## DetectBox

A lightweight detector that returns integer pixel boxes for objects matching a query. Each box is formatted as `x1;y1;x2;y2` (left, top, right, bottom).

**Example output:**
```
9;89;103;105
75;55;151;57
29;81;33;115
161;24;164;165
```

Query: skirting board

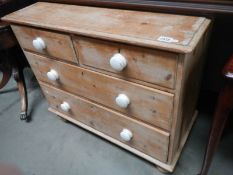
48;107;198;172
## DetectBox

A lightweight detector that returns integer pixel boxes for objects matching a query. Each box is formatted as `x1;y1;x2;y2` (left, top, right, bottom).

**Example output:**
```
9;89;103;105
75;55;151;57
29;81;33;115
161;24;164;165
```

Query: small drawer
11;25;76;63
25;52;174;131
73;36;178;89
41;83;170;162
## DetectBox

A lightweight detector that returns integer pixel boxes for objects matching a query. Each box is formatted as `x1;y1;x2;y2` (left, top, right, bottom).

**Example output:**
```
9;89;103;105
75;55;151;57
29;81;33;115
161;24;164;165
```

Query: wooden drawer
41;83;170;162
73;36;178;89
11;25;76;63
25;51;174;131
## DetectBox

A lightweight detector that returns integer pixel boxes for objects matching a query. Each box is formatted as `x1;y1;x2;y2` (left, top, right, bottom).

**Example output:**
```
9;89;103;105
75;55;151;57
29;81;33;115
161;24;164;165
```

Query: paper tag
157;36;179;43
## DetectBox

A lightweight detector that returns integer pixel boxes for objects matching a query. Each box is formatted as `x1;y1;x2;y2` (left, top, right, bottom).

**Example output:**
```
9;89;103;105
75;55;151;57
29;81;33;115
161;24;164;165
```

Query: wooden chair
0;0;32;121
199;55;233;175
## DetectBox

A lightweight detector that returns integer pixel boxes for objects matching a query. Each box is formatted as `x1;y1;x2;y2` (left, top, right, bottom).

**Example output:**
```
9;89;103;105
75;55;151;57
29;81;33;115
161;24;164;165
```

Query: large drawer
11;25;77;63
73;36;178;89
41;83;170;162
25;52;174;131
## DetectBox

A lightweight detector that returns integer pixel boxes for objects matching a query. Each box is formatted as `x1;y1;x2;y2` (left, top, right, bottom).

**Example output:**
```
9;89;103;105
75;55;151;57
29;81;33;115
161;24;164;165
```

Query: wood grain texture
167;24;211;163
73;36;178;89
24;51;174;131
2;2;211;53
49;107;175;172
11;25;77;63
41;83;170;162
168;111;198;171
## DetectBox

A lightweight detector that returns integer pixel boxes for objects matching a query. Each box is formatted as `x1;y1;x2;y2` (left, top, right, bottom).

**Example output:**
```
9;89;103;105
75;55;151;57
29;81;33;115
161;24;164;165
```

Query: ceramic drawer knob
47;69;59;81
120;129;133;141
32;37;46;51
110;53;127;71
226;72;233;78
115;94;130;108
60;102;71;112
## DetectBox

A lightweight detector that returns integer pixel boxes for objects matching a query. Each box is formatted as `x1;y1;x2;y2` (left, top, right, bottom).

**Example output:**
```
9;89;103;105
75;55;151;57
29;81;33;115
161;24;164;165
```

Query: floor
0;69;232;175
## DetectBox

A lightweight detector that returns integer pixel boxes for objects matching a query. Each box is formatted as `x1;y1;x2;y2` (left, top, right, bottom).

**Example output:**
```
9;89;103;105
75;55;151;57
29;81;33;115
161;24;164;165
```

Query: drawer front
41;83;170;162
11;25;76;63
73;36;178;89
25;52;174;131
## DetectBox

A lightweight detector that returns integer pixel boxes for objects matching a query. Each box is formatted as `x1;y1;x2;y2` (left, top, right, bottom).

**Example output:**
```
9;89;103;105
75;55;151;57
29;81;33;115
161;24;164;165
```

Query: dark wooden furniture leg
0;65;12;89
12;65;28;121
1;0;36;121
199;55;233;175
1;21;30;121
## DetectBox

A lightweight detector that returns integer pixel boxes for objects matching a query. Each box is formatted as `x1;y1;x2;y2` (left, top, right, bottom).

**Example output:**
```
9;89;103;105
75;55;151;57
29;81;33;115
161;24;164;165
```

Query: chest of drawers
2;2;211;173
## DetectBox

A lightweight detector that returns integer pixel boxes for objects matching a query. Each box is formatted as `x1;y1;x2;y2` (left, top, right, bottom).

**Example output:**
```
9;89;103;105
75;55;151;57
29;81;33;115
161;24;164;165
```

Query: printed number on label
157;36;179;43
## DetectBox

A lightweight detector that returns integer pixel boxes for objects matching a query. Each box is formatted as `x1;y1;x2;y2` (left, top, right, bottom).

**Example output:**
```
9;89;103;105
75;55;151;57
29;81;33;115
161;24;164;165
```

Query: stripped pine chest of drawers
2;2;211;173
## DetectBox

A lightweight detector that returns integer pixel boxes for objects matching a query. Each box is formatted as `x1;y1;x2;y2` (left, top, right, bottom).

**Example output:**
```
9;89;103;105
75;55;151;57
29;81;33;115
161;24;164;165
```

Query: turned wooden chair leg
199;82;233;175
0;66;12;89
12;66;29;121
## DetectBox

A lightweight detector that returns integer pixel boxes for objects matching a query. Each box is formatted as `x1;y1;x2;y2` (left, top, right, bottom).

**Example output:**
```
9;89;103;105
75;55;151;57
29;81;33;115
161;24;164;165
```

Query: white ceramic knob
60;102;71;112
109;53;127;71
47;69;59;81
115;94;130;108
120;129;133;141
32;37;46;51
226;72;233;78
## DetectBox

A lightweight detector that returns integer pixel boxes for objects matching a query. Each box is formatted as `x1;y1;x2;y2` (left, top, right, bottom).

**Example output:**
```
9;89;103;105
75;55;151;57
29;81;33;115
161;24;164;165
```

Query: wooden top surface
2;2;211;53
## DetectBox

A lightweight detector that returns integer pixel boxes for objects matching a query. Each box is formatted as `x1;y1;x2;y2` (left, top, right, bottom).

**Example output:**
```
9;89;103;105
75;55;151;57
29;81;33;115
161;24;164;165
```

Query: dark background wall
0;0;36;17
